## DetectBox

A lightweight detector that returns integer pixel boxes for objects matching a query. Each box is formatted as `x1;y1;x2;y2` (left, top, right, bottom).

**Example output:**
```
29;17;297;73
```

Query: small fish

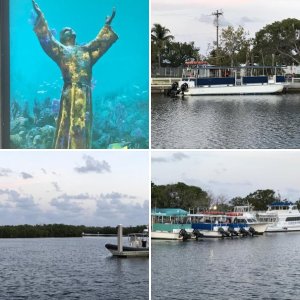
37;90;47;94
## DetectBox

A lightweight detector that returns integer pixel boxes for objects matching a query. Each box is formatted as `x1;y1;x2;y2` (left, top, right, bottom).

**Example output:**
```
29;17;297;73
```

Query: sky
152;150;300;203
152;0;300;56
0;151;149;226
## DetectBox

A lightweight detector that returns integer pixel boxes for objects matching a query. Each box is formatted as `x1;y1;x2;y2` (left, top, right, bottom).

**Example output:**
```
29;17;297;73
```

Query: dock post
117;224;123;253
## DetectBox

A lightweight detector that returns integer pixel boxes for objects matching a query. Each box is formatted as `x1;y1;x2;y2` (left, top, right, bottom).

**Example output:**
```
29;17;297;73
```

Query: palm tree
151;24;174;68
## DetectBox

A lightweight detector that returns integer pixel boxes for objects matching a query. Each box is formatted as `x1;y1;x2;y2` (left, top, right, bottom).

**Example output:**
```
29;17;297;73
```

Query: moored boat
168;63;286;96
105;225;149;257
151;208;193;240
258;202;300;232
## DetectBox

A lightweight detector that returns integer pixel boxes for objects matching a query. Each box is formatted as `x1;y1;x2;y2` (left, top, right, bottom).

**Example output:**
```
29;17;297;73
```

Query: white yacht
258;202;300;232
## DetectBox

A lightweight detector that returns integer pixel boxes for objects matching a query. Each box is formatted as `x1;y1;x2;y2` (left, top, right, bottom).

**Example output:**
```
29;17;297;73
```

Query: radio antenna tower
212;9;223;64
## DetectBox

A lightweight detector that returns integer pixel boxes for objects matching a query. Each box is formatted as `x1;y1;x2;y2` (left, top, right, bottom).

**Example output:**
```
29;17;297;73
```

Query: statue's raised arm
84;8;118;65
32;0;63;63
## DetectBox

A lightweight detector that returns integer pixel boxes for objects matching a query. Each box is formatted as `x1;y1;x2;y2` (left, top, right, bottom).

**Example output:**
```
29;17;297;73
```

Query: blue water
10;0;149;148
1;237;149;299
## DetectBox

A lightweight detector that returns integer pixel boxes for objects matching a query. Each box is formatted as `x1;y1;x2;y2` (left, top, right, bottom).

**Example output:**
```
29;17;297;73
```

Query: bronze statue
32;0;118;148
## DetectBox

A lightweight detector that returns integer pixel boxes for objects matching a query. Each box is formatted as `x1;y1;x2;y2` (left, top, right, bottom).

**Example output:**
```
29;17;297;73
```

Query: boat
230;205;269;234
189;210;267;238
258;201;300;232
168;63;286;96
151;208;193;240
105;225;149;257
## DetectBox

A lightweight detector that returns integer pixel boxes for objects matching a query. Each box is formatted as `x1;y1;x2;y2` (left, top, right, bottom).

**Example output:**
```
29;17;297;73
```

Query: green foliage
163;41;200;67
151;24;174;67
253;18;300;65
151;24;199;68
152;181;282;212
151;182;212;211
0;224;147;238
229;189;279;210
207;25;252;66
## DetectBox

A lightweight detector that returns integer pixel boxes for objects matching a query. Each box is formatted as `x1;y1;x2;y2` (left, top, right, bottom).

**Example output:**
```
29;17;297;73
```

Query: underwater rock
33;135;42;147
25;125;55;149
10;117;32;134
10;134;25;149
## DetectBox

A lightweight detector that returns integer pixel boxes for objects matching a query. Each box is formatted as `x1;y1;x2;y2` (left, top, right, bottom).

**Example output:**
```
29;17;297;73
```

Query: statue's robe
34;14;118;148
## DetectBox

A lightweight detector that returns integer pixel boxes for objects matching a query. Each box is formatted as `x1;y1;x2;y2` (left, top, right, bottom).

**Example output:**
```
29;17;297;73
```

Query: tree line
152;18;300;69
0;224;147;239
152;182;300;212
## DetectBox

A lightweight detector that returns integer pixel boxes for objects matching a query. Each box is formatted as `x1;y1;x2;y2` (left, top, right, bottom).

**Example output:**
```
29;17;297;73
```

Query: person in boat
32;0;118;148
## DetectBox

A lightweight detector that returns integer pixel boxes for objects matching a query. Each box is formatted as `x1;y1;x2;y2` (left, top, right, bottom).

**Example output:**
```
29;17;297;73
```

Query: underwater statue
32;0;118;148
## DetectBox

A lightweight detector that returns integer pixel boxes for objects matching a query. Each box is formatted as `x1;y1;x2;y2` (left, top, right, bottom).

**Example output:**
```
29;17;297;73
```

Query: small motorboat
105;225;149;257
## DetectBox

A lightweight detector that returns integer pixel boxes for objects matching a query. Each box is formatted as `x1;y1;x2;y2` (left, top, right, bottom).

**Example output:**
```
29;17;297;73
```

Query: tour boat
105;225;149;257
151;208;193;240
189;211;267;238
258;202;300;232
167;63;286;96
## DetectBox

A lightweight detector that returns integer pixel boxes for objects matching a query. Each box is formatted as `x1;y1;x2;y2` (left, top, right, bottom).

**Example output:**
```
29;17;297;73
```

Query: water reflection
152;93;300;149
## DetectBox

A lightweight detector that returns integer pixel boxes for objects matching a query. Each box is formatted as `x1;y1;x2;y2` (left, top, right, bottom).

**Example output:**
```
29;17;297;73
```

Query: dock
151;77;180;94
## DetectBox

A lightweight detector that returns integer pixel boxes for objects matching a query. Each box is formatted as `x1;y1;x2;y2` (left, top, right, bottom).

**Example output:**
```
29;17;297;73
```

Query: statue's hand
32;0;42;16
105;7;116;25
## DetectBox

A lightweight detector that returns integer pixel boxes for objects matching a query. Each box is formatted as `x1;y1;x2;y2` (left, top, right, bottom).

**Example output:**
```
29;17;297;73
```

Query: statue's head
60;27;76;46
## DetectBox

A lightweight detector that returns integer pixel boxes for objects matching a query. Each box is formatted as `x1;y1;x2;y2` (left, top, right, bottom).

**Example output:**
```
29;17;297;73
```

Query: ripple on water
152;233;300;300
0;238;149;299
151;94;300;149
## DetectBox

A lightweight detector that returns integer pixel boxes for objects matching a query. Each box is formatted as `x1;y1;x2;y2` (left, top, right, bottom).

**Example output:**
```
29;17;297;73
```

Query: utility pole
212;9;223;66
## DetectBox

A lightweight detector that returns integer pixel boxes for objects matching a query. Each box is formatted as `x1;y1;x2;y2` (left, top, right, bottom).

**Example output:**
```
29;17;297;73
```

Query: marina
151;208;268;240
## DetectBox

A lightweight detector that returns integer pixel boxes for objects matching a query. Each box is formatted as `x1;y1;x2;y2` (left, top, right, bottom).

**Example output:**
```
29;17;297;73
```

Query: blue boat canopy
151;208;188;217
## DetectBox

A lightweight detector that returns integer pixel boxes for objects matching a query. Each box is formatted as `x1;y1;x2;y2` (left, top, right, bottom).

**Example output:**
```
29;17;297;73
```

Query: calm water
0;238;149;299
152;233;300;300
151;93;300;149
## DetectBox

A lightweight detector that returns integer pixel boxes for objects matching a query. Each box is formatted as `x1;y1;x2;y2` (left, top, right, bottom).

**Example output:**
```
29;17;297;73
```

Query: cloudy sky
152;0;300;55
0;151;149;226
152;150;300;202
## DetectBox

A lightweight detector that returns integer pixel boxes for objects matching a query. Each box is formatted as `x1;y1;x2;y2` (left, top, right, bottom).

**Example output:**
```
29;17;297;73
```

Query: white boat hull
181;83;284;96
266;224;300;232
248;223;269;234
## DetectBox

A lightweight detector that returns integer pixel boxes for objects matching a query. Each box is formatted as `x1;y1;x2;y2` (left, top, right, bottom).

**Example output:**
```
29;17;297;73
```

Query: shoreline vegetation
151;18;300;74
0;224;147;239
151;182;300;211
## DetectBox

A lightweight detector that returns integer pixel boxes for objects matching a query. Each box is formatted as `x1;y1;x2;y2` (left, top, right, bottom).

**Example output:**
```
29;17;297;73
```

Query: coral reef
10;85;149;149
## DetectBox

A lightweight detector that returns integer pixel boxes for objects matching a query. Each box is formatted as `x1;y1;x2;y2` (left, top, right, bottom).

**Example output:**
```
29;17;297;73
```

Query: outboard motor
218;227;230;238
193;229;204;240
239;227;250;237
179;229;191;241
249;227;259;236
228;226;239;237
180;82;189;94
165;81;180;97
